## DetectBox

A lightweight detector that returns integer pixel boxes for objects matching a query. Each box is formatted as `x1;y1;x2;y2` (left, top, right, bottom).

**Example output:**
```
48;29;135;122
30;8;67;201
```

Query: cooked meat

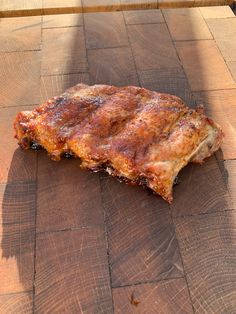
14;84;223;202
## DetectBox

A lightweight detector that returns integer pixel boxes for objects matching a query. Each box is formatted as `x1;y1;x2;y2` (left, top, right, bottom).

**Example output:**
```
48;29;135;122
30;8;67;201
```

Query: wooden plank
224;160;236;208
41;27;88;75
37;152;104;232
193;89;236;160
0;106;37;184
84;12;129;49
0;292;33;314
113;278;193;313
175;210;236;313
0;182;35;294
206;17;236;62
194;0;233;6
82;0;121;12
100;173;183;287
40;73;90;102
158;0;194;8
35;228;113;313
170;156;233;217
127;23;181;70
120;0;157;10
175;40;236;91
163;8;212;40
123;8;164;24
0;16;41;52
88;47;139;86
0;51;40;107
42;13;83;28
199;5;235;18
138;67;195;106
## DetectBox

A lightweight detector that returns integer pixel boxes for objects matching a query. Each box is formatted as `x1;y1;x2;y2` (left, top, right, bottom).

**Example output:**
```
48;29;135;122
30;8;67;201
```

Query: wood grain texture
42;13;83;28
163;8;212;40
206;17;236;62
0;182;35;294
227;61;236;82
120;0;157;10
123;9;164;24
138;67;195;106
199;5;235;18
175;40;236;91
84;12;129;49
194;0;233;5
127;23;181;70
113;278;193;313
0;51;40;107
0;106;37;184
88;47;139;86
100;174;183;287
37;151;104;232
40;73;90;102
82;0;121;12
35;228;113;313
0;16;41;52
0;292;33;314
193;89;236;160
175;210;236;313
171;156;233;217
43;0;82;9
41;27;87;75
158;0;194;8
224;160;236;209
1;0;42;11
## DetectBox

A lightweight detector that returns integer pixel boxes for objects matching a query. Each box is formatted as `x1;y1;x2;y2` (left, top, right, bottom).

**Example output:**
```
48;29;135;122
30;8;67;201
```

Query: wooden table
0;4;236;313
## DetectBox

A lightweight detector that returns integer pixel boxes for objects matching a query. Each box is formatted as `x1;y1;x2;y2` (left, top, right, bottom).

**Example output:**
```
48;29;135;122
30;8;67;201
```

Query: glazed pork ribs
14;84;223;202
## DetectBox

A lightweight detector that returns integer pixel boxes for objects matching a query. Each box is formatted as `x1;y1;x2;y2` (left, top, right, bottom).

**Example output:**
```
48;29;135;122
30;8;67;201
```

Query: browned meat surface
14;84;224;202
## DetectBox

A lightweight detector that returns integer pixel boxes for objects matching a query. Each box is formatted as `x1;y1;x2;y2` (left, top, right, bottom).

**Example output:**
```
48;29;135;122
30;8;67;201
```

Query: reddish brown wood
224;160;236;209
171;156;233;217
0;51;40;107
35;228;113;313
0;182;35;294
127;23;181;70
37;151;104;232
41;27;88;75
113;278;193;313
0;292;33;314
100;174;183;287
88;47;139;86
138;67;195;106
193;89;236;160
175;210;236;313
84;12;129;49
0;106;37;184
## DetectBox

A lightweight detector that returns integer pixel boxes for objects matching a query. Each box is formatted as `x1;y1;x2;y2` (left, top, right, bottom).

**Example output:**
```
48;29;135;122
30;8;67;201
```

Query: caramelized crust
14;84;224;202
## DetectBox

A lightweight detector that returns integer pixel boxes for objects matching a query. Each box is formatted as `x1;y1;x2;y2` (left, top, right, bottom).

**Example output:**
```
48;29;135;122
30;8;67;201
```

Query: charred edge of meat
30;142;42;150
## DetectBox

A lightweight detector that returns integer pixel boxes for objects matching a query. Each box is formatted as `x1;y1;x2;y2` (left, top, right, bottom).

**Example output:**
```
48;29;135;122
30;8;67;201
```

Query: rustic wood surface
0;5;236;314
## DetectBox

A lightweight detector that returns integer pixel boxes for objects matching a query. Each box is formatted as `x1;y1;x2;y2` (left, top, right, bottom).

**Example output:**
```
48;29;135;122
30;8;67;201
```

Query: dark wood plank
158;0;194;8
40;73;90;102
123;9;164;24
0;51;40;107
84;12;129;49
37;151;104;232
175;40;236;91
0;16;41;52
42;13;83;28
0;182;35;294
138;67;195;106
35;228;113;313
120;0;157;10
163;8;212;40
171;156;233;217
193;89;236;160
101;174;183;287
0;106;37;184
113;278;193;313
88;47;139;86
175;210;236;313
127;23;181;70
224;160;236;209
206;17;236;62
0;292;33;314
41;27;87;75
82;0;121;12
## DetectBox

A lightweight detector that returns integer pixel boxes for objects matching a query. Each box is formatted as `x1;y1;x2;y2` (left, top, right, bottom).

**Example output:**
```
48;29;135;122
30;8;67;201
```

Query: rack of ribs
14;84;223;203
